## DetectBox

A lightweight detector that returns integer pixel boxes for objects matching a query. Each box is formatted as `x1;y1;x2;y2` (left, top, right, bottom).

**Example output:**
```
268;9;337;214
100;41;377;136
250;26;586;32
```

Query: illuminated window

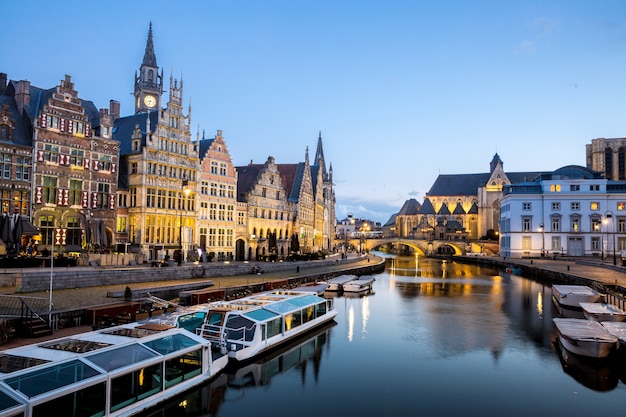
550;184;561;192
618;202;626;211
590;202;599;211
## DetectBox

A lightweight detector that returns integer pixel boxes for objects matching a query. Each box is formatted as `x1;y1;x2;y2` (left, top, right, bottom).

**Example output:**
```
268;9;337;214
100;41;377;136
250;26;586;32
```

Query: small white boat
292;282;330;295
326;275;357;291
580;302;626;322
600;321;626;349
342;276;375;293
553;318;618;358
551;285;605;309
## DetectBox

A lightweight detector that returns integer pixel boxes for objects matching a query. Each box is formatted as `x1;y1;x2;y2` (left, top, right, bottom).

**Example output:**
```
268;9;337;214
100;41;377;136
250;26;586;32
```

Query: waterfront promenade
2;253;626;349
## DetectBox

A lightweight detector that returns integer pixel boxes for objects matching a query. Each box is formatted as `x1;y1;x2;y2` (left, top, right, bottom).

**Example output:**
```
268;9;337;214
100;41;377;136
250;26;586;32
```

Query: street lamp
606;211;616;265
602;215;609;262
179;178;190;266
538;224;544;257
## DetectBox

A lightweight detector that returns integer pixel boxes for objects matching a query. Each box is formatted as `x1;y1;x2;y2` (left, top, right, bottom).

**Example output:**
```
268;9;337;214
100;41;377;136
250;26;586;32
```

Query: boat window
315;302;328;316
0;354;49;374
177;313;205;333
208;312;224;326
110;362;162;412
0;389;23;414
244;308;279;322
32;381;105;417
285;311;302;331
266;317;282;339
87;344;157;372
5;359;101;398
164;349;202;389
143;333;200;355
302;306;315;323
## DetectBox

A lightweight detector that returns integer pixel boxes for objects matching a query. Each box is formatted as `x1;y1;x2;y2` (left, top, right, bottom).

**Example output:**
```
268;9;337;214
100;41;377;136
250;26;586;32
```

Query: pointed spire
142;22;158;67
314;131;328;178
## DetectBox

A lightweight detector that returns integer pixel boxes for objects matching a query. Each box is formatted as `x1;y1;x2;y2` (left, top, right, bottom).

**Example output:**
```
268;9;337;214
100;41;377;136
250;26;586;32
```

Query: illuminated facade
197;130;237;261
114;24;198;261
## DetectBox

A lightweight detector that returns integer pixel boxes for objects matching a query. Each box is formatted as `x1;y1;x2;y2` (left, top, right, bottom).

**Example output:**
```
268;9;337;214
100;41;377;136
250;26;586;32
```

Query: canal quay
1;252;625;349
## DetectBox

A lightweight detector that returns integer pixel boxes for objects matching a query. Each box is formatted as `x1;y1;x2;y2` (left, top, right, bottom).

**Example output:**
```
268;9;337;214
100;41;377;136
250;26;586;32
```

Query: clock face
144;95;156;108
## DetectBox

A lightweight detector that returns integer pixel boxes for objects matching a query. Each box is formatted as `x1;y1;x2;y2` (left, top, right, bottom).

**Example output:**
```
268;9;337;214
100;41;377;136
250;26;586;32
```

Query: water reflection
135;322;334;417
555;338;619;392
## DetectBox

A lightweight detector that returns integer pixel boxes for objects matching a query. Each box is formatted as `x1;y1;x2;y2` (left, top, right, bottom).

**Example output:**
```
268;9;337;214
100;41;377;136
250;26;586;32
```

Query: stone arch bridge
336;237;470;256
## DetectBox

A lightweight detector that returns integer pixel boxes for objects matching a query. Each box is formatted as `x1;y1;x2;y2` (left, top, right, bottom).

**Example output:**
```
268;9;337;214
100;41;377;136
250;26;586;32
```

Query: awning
20;218;39;236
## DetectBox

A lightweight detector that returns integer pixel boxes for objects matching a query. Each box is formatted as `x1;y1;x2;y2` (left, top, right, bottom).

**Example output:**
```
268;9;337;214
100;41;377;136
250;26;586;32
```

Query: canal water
136;254;626;417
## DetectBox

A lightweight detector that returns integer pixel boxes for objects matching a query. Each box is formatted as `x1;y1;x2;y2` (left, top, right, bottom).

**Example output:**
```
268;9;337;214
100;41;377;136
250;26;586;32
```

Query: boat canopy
0;325;209;415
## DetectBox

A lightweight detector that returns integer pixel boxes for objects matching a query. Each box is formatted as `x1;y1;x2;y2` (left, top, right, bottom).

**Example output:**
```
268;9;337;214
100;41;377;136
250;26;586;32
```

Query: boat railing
224;323;256;344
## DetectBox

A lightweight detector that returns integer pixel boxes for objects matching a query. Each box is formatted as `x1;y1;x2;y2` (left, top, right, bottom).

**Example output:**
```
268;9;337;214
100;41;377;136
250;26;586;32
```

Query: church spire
314;130;328;180
143;22;158;67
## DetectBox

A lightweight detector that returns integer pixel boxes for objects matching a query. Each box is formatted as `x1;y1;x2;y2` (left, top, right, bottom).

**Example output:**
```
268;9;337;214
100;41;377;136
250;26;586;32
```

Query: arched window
605;147;613;180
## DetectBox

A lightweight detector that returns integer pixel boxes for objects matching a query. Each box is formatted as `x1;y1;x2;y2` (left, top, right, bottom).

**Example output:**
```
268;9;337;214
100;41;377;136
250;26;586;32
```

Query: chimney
0;73;7;95
109;100;120;119
15;80;31;114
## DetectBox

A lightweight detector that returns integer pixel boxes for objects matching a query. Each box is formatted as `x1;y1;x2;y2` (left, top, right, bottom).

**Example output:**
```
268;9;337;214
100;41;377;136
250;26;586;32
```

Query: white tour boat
579;302;626;322
551;285;605;309
162;289;339;364
342;276;375;293
553;317;619;358
0;321;228;417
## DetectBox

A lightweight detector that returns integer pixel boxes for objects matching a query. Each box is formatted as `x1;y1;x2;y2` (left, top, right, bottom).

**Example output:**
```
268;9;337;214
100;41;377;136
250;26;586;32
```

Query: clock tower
134;22;163;114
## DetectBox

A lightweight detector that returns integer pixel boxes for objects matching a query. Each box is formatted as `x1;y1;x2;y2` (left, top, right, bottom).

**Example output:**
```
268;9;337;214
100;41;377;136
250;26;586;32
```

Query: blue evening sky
4;1;626;224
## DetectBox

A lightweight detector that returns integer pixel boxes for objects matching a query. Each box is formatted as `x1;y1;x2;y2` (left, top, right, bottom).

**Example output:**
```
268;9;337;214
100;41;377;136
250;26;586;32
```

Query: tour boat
579;302;626;322
149;289;338;364
553;318;619;358
0;321;228;417
342;276;376;293
551;285;605;309
326;275;357;291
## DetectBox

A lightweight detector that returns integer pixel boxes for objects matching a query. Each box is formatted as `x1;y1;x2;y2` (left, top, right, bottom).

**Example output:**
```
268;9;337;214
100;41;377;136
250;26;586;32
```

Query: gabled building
236;157;293;261
500;165;626;259
114;24;198;262
25;74;119;255
197;130;237;261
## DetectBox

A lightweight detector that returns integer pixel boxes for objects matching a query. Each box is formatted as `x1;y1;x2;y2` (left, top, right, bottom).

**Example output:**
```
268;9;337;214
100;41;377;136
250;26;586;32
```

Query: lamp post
179;178;190;266
602;215;609;262
606;210;616;265
538;224;544;257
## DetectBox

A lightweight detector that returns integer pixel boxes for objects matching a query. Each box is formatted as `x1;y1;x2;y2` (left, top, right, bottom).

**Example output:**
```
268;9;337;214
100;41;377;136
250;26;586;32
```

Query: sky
4;1;626;225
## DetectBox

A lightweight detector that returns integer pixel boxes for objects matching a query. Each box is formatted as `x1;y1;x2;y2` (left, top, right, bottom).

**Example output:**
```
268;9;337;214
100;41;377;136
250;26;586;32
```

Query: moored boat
0;321;228;417
190;289;338;364
553;317;618;358
580;302;626;322
326;275;357;291
551;285;605;309
342;276;375;293
600;321;626;349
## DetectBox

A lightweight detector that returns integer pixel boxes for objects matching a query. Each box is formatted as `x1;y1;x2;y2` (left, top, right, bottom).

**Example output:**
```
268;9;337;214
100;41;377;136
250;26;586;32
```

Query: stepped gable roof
397;198;421;215
113;110;158;154
467;201;478;214
438;202;451;215
383;213;397;227
235;163;263;202
452;202;466;215
198;137;215;159
276;163;299;202
427;171;547;196
420;197;436;214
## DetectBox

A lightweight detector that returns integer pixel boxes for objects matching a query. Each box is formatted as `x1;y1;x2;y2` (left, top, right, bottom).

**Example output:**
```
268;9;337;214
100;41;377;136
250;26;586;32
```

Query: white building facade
500;165;626;260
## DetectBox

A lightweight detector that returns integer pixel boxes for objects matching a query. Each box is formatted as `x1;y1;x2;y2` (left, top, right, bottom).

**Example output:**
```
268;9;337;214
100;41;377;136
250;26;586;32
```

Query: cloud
514;40;536;55
533;17;559;35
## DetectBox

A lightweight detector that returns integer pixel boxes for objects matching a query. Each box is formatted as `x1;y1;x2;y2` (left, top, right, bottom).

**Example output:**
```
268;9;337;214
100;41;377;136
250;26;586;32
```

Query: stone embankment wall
0;256;375;293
